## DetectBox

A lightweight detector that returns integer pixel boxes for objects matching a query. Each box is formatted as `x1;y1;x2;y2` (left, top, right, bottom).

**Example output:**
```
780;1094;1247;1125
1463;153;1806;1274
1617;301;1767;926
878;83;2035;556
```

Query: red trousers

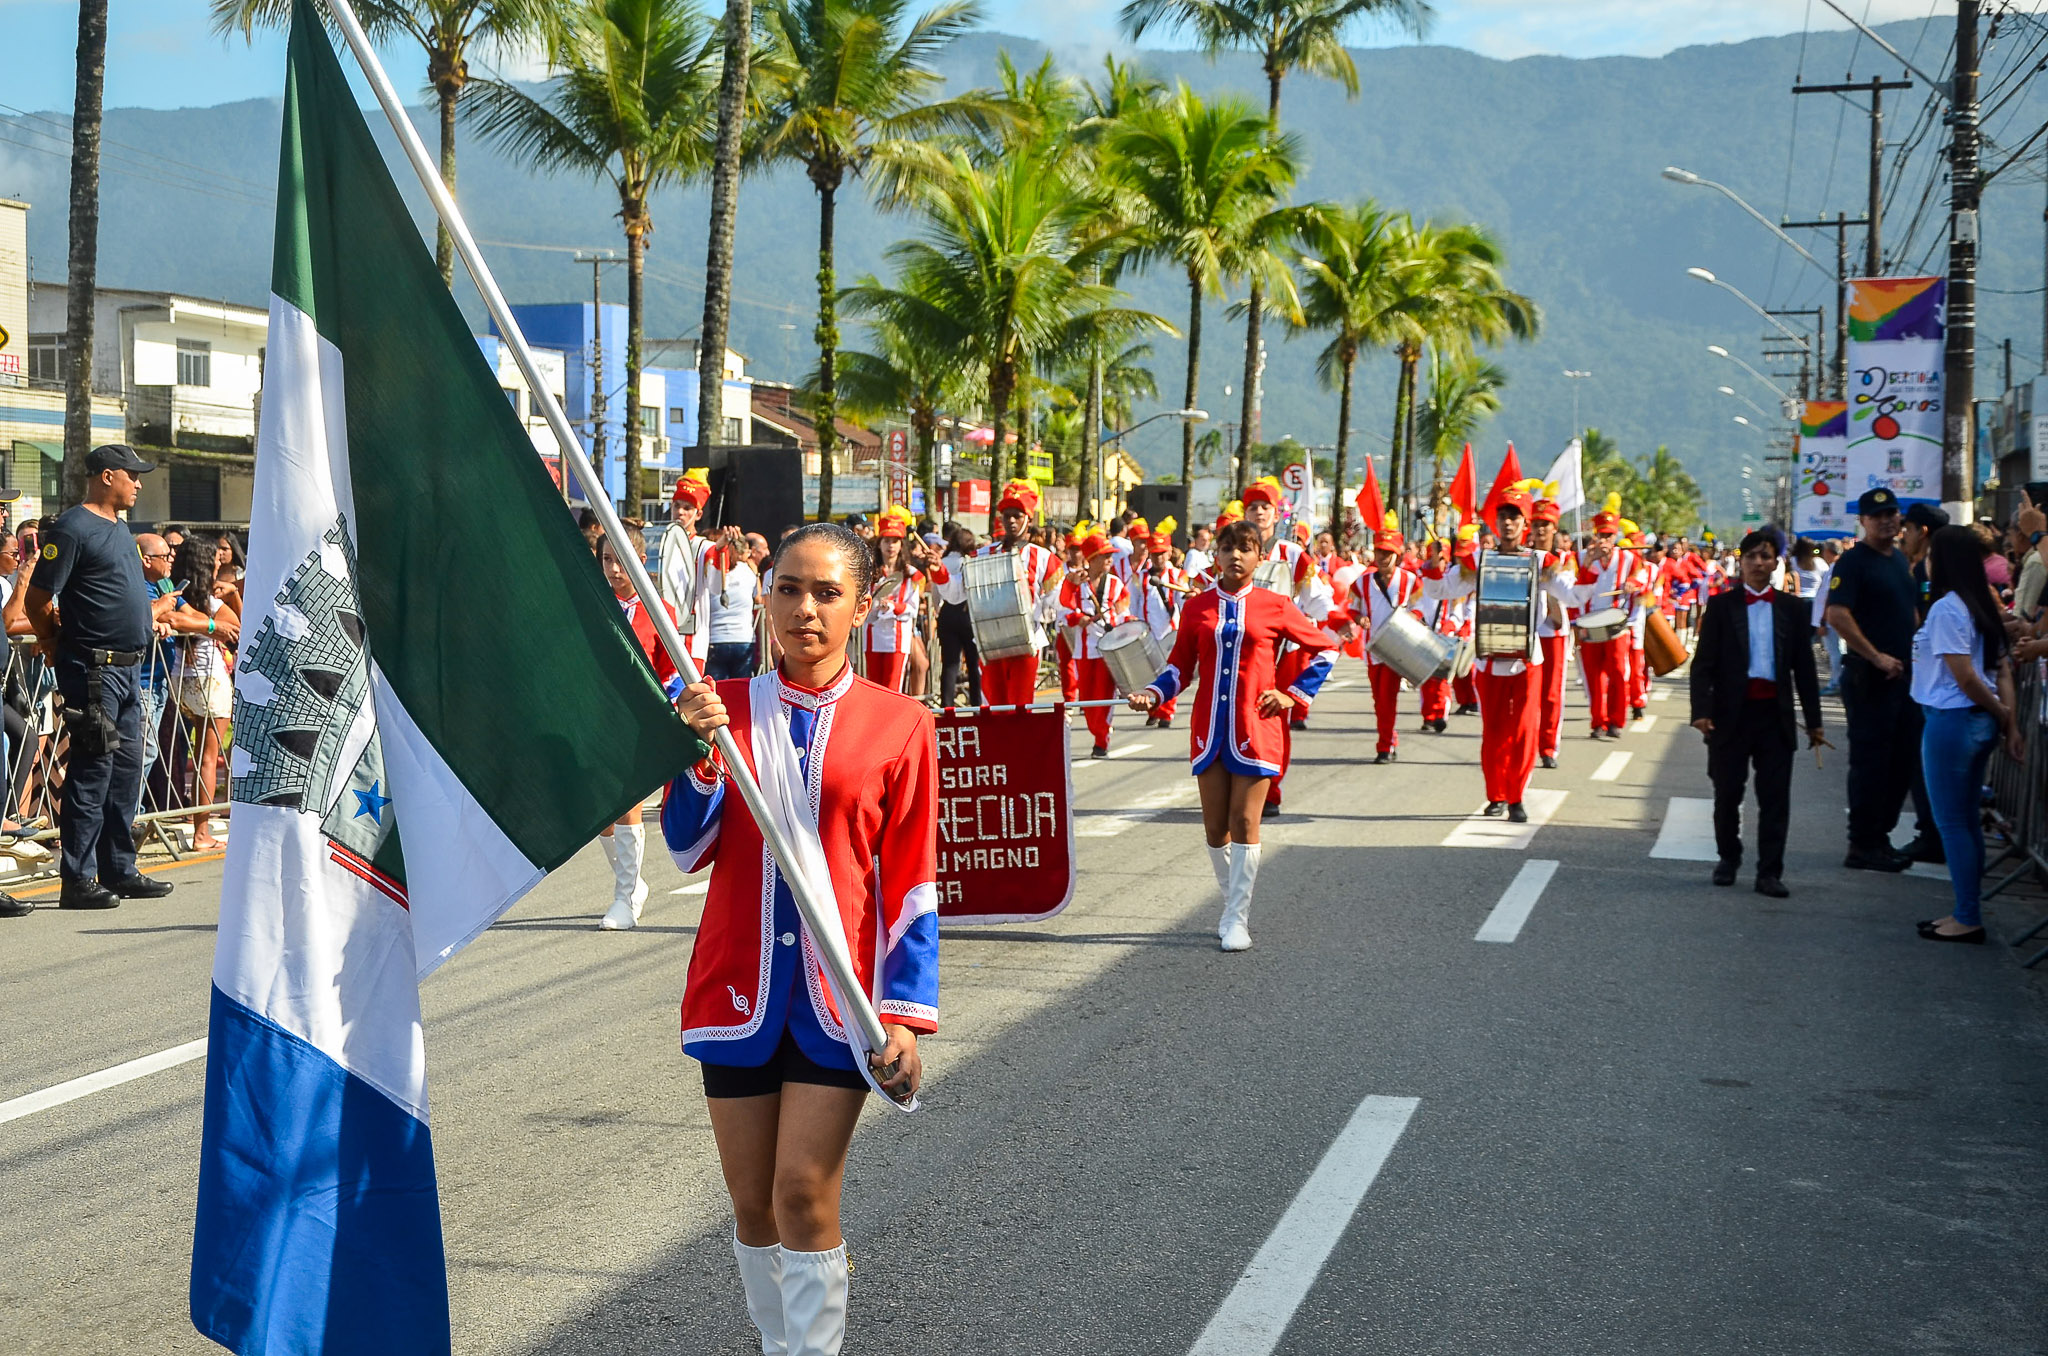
1077;657;1115;747
1419;676;1449;723
980;654;1040;707
1453;670;1479;708
1056;635;1079;702
1628;642;1648;708
865;648;907;694
1536;634;1567;756
1580;636;1630;732
1475;666;1541;805
1369;661;1403;753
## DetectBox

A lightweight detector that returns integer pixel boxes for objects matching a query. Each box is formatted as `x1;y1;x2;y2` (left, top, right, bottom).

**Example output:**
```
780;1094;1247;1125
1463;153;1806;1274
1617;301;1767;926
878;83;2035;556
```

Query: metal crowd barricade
0;632;232;890
1982;656;2048;966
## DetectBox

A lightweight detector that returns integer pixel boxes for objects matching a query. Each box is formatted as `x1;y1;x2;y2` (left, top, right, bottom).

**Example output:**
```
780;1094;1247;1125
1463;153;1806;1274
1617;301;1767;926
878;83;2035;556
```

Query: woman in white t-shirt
171;538;238;851
1911;525;2022;944
704;525;758;681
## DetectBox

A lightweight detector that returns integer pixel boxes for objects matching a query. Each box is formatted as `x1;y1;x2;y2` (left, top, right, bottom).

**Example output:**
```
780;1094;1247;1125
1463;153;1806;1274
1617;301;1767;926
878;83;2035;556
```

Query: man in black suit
1689;527;1825;897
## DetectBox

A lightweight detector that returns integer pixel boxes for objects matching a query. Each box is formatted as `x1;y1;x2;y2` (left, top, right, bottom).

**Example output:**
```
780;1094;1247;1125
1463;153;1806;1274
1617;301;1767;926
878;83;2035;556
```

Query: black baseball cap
1855;487;1899;515
1904;502;1949;531
85;443;155;476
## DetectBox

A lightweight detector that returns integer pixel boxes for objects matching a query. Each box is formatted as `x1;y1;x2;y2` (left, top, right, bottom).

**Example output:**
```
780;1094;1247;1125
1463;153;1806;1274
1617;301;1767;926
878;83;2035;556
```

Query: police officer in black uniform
22;444;175;909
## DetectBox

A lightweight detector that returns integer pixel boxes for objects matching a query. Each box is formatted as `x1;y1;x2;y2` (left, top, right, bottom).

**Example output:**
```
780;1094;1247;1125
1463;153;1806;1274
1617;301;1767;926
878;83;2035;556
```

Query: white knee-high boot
599;824;646;930
1208;843;1230;891
780;1244;848;1356
1219;842;1261;952
732;1232;788;1356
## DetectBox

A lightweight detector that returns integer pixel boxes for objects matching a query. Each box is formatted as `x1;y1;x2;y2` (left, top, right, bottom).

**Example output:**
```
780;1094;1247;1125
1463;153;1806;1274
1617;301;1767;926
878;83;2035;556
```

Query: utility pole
1766;307;1823;398
1792;75;1910;275
574;251;622;505
1947;0;1981;516
1784;211;1867;398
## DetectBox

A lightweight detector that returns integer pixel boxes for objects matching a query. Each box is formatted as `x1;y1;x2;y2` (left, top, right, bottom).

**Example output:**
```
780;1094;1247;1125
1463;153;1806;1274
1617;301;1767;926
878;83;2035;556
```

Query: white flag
1544;438;1585;514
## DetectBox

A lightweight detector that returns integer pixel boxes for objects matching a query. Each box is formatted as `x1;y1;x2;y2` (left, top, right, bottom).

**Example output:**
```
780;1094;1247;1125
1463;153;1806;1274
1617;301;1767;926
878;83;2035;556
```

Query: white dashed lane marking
1650;797;1719;861
0;1039;208;1127
1589;751;1632;782
1475;859;1559;943
1077;784;1200;837
1440;789;1567;849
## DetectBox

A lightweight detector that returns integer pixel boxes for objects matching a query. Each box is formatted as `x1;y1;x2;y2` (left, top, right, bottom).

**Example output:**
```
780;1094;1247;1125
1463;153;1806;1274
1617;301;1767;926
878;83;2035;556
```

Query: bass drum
1432;632;1475;682
1474;550;1540;660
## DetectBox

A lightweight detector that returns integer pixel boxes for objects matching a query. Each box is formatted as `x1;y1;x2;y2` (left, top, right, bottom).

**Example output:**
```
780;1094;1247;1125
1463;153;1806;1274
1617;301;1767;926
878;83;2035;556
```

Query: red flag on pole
1478;441;1525;526
1353;455;1385;535
1449;443;1477;526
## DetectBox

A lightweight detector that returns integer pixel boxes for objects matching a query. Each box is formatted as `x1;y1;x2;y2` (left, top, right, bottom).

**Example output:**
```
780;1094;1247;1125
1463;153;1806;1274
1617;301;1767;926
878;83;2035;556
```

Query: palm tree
832;295;976;512
1291;202;1402;531
1580;427;1638;510
214;0;550;284
465;0;720;511
61;0;108;507
695;0;757;463
848;150;1166;491
752;0;1002;517
1415;348;1505;530
1105;83;1301;501
1634;443;1701;534
1119;0;1432;492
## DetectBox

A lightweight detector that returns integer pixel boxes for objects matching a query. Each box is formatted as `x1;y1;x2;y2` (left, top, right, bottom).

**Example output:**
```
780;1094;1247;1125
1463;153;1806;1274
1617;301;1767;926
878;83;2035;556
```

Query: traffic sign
1280;462;1307;492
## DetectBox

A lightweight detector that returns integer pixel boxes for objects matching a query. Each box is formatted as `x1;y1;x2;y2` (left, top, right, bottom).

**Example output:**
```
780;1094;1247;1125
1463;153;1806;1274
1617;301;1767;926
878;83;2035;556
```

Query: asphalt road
2;664;2044;1355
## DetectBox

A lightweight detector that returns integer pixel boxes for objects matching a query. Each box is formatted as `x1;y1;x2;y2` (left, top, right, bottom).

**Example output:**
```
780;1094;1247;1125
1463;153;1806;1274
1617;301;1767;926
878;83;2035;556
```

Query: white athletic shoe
780;1244;848;1356
732;1231;788;1356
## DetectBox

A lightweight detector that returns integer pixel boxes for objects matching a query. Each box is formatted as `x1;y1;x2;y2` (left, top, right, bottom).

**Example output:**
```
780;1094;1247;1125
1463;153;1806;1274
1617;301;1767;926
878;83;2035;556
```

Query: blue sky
0;0;1943;113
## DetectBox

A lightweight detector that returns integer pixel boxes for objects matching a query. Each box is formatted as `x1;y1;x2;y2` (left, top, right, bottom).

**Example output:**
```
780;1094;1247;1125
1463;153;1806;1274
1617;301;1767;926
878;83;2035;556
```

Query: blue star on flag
353;780;391;825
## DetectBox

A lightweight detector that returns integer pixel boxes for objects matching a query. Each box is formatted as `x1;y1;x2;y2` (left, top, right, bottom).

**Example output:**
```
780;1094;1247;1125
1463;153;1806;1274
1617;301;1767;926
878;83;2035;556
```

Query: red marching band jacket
664;666;940;1068
1142;583;1336;776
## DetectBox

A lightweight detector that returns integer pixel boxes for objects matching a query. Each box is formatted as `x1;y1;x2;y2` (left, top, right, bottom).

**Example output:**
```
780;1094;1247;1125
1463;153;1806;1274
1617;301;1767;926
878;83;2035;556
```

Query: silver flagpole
322;0;895;1064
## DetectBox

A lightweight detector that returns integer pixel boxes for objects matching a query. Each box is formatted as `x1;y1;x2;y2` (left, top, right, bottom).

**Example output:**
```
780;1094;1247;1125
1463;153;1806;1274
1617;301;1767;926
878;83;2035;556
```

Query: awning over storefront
11;440;61;463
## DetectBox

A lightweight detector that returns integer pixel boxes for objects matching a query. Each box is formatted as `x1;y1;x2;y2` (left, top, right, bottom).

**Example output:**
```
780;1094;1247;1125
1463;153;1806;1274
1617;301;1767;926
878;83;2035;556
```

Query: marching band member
1128;523;1187;728
1574;508;1646;738
1417;526;1478;733
1425;490;1573;821
1241;476;1324;759
1060;532;1132;757
1357;527;1424;763
862;506;929;695
1621;520;1653;718
1055;528;1086;702
1325;543;1371;662
665;522;939;1356
1128;519;1335;950
973;480;1064;706
598;524;684;931
1528;496;1573;769
657;468;722;669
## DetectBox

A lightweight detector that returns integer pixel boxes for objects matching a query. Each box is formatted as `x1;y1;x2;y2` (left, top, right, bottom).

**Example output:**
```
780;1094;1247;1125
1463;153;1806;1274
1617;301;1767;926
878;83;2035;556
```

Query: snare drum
1100;620;1169;697
1251;559;1292;596
1474;550;1541;660
1366;608;1456;687
1573;607;1629;645
963;552;1039;660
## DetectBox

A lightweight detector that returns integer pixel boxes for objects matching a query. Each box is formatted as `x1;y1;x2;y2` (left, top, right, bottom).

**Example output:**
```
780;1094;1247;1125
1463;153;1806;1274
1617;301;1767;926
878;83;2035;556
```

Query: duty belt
72;646;145;666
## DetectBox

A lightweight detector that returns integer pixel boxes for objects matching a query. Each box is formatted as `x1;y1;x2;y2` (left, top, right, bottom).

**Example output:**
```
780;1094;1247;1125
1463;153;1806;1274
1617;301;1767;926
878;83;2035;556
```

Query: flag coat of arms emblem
189;4;700;1350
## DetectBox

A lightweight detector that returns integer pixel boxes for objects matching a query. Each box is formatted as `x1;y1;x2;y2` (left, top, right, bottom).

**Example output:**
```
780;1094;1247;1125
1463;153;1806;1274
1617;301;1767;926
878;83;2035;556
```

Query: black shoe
1374;750;1394;764
1916;918;1986;944
1754;875;1790;898
1589;728;1607;740
1539;754;1557;769
1843;848;1912;873
1090;745;1108;759
1712;860;1737;886
105;873;173;899
1900;835;1947;865
1631;705;1646;720
1432;719;1448;733
0;892;30;918
1456;703;1479;716
58;881;119;910
1483;801;1505;817
1507;802;1528;823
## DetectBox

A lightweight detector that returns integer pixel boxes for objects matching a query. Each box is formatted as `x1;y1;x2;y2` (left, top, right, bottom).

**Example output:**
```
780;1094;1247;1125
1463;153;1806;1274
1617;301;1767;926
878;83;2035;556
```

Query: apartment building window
177;338;212;388
638;404;660;433
27;334;66;383
169;463;221;522
502;387;524;420
723;417;743;443
41;455;61;507
669;406;687;426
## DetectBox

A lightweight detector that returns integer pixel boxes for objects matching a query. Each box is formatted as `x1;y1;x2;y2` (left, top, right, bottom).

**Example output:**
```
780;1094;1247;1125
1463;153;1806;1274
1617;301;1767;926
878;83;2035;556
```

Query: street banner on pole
1794;401;1852;539
932;707;1074;924
1846;277;1945;508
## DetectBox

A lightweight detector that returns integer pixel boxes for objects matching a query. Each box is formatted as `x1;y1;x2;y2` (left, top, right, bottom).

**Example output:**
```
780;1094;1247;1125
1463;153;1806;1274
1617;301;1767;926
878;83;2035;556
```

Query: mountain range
3;15;2045;524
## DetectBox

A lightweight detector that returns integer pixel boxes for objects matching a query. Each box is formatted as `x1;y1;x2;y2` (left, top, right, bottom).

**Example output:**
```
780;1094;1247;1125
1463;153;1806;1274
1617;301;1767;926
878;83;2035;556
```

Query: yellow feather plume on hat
1457;523;1482;542
1601;490;1623;515
1073;518;1094;535
1617;517;1640;536
1512;477;1547;496
1382;510;1399;532
1154;514;1177;537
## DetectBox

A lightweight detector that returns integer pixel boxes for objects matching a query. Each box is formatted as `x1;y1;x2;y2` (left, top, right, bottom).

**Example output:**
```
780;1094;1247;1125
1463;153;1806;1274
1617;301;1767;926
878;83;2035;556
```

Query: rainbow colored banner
1794;401;1851;539
1846;276;1943;508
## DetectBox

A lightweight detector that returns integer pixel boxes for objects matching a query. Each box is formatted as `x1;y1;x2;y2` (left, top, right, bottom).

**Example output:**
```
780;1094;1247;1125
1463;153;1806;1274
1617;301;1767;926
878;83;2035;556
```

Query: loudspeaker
1125;484;1188;546
713;445;804;540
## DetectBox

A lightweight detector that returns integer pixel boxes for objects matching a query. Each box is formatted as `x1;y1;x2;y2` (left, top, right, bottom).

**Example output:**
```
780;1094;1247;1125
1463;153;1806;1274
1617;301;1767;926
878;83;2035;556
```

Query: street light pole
1100;408;1209;531
1707;344;1794;406
1663;168;1835;284
1686;268;1815;355
1562;369;1590;441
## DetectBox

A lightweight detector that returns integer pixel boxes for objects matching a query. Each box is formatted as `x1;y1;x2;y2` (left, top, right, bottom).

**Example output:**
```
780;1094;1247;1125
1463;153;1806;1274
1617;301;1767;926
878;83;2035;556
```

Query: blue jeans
134;681;167;821
1920;704;1999;927
705;642;755;681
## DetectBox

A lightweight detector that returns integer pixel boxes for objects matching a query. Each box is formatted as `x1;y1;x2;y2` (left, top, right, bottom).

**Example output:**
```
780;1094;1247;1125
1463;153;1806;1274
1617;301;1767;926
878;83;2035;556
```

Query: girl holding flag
665;522;940;1356
1128;520;1335;951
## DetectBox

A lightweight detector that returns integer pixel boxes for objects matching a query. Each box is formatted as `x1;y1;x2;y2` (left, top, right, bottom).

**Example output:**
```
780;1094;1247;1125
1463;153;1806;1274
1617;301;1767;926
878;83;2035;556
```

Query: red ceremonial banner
932;707;1074;924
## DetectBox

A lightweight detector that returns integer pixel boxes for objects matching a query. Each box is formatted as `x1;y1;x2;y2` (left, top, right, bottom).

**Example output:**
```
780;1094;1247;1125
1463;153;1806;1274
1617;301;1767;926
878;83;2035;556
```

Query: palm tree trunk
625;217;646;512
1183;271;1203;503
696;0;752;464
1386;356;1409;520
61;0;107;510
434;79;458;285
989;361;1012;493
916;410;937;517
814;180;839;519
1084;345;1102;519
1237;287;1260;498
1331;347;1353;533
1400;350;1419;529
